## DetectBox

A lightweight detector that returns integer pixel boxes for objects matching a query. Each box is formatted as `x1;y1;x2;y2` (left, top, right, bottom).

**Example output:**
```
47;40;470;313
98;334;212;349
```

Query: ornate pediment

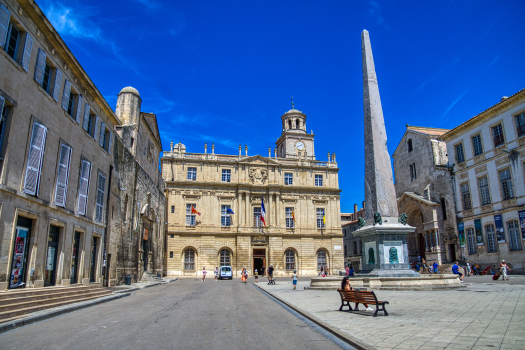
242;154;280;165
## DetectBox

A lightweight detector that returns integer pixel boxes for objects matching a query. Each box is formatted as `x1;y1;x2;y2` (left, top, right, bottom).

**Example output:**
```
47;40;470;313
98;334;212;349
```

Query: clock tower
275;107;315;159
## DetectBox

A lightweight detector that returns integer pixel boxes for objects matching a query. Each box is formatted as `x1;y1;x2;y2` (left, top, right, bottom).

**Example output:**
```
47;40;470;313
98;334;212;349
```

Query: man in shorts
268;264;274;283
452;261;464;282
254;269;259;283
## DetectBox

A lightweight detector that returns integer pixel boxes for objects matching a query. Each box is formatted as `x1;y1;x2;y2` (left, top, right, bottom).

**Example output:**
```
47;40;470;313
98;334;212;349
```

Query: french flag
261;191;266;227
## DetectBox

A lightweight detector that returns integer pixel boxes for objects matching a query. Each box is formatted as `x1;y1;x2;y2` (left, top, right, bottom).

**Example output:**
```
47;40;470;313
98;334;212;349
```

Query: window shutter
0;95;5;155
75;95;83;124
95;173;106;222
94;115;99;141
23;122;47;196
0;95;4;114
54;143;72;207
82;103;90;131
77;159;91;215
34;49;46;84
61;80;71;111
108;131;113;154
52;69;62;101
20;33;33;72
0;4;9;49
99;122;105;147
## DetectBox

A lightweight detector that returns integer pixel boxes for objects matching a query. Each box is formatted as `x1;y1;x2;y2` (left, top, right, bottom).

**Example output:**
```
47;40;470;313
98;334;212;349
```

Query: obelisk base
354;219;420;278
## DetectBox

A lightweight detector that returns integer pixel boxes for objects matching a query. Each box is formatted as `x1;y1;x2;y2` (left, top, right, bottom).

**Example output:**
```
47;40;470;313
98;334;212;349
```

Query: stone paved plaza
258;276;525;350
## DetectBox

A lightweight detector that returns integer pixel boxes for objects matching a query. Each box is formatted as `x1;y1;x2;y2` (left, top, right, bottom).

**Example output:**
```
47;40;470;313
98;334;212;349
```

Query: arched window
485;224;497;253
466;228;476;255
220;249;230;266
407;139;413;152
317;250;327;270
295;119;299;129
184;248;195;270
285;249;295;270
508;220;522;251
288;120;292;130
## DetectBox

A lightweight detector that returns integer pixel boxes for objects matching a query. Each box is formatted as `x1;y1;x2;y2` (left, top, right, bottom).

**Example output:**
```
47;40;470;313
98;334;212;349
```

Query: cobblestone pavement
257;276;525;350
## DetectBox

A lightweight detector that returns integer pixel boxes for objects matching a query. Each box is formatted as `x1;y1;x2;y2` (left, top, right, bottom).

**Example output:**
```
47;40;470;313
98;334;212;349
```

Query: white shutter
20;33;33;72
61;80;71;111
23;122;47;196
82;103;90;131
52;69;62;101
0;95;5;114
94;115;99;141
108;131;113;154
95;173;106;222
99;122;105;147
34;49;46;84
54;143;71;207
77;159;91;215
0;4;9;49
75;95;83;123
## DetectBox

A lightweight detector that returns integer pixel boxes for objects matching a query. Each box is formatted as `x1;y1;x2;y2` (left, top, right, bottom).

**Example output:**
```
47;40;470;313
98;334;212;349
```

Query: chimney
354;204;358;214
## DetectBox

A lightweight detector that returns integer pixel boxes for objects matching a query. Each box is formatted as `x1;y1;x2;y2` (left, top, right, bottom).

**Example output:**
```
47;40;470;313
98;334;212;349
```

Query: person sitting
341;276;372;311
452;261;464;282
472;264;479;275
433;261;439;274
349;267;354;276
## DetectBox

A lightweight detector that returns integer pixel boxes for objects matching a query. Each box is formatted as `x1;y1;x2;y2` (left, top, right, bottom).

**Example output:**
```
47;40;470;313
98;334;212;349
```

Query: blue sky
39;0;525;213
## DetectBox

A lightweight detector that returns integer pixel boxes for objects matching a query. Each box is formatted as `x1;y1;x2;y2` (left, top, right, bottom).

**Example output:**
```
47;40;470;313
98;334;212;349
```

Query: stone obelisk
355;30;418;277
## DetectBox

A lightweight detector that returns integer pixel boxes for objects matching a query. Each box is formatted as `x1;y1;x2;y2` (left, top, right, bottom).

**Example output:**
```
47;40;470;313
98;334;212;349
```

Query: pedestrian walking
291;270;297;289
345;265;350;276
261;265;265;276
341;276;373;311
241;267;246;283
202;267;207;281
214;267;218;281
452;261;464;282
243;268;248;283
268;264;274;283
318;265;324;277
254;269;259;283
500;260;511;281
466;260;471;277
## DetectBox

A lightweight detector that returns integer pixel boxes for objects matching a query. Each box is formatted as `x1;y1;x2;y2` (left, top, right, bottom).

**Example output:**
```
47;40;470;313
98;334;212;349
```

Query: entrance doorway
449;244;457;262
9;216;33;289
45;225;60;286
417;233;426;260
253;248;265;275
143;228;149;271
71;232;81;284
90;236;98;283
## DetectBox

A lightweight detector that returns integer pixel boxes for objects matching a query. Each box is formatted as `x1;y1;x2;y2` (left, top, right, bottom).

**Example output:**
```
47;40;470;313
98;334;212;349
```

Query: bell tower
275;98;315;159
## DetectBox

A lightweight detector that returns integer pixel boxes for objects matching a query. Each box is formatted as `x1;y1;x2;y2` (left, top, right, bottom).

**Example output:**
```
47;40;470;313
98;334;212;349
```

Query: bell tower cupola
116;86;142;125
275;98;315;159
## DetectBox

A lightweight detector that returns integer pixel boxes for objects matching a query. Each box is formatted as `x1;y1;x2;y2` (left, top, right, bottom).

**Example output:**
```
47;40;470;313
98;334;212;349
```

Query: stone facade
162;109;343;277
342;205;365;270
108;87;165;285
0;0;119;289
393;126;459;265
440;89;525;273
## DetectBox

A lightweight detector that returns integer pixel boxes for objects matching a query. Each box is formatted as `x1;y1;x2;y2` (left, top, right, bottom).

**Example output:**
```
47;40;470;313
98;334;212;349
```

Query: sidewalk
257;278;525;350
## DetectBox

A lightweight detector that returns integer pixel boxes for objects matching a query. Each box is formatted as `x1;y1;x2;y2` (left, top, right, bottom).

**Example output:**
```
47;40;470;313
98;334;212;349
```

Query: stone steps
0;286;112;322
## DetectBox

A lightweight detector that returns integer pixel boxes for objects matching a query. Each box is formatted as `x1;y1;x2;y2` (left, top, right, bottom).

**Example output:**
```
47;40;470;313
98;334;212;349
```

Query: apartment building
0;0;119;289
441;89;525;273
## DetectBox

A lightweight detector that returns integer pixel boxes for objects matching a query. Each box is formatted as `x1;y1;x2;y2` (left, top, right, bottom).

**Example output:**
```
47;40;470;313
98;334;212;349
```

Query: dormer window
407;139;413;152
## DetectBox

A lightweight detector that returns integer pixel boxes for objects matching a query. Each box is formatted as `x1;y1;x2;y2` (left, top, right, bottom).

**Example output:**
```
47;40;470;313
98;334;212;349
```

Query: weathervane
291;96;294;109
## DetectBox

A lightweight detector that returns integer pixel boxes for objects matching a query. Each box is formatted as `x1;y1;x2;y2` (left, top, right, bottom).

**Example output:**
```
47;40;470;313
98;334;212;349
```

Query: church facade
162;108;343;277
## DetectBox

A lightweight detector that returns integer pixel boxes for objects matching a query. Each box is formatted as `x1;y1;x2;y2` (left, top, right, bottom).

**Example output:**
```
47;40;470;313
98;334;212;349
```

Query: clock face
296;141;305;150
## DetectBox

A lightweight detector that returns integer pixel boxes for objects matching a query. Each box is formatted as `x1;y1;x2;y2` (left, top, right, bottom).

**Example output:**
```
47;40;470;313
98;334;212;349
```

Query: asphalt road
1;279;347;350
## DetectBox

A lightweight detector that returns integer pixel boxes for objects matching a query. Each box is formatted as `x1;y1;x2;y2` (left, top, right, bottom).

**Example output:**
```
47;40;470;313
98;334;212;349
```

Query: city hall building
162;108;343;277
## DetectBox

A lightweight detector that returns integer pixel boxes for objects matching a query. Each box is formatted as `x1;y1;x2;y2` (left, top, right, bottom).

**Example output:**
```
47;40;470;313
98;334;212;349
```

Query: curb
253;284;375;350
0;292;131;334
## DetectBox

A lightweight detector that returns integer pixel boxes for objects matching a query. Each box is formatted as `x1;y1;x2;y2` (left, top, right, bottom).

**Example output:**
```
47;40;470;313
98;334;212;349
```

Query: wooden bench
337;289;389;317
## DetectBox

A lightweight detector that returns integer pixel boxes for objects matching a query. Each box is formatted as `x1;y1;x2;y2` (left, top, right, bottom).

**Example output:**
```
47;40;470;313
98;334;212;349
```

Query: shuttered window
20;33;32;71
77;159;91;216
99;122;105;147
61;80;72;112
95;172;106;222
82;104;90;131
75;95;83;124
0;95;7;158
52;69;62;101
54;143;72;207
0;4;10;49
34;48;46;85
23;122;47;196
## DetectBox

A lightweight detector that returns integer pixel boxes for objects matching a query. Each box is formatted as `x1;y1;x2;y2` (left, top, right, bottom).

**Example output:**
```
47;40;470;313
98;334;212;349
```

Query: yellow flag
323;214;326;225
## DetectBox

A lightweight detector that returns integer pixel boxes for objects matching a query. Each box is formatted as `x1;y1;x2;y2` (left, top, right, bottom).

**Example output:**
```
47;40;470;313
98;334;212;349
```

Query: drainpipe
103;165;113;287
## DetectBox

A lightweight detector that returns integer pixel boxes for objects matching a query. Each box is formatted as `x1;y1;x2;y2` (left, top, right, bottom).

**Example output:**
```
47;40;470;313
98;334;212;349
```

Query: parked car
219;266;232;280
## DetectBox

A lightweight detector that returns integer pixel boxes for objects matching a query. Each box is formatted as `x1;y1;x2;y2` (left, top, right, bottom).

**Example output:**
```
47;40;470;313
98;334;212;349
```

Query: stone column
267;192;271;228
245;192;250;226
236;191;241;227
276;194;281;227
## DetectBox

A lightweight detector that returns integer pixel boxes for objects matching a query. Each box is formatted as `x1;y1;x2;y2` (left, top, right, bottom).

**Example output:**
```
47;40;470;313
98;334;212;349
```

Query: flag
323;213;326;226
227;208;235;215
292;208;296;222
261;191;266;227
191;206;201;216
